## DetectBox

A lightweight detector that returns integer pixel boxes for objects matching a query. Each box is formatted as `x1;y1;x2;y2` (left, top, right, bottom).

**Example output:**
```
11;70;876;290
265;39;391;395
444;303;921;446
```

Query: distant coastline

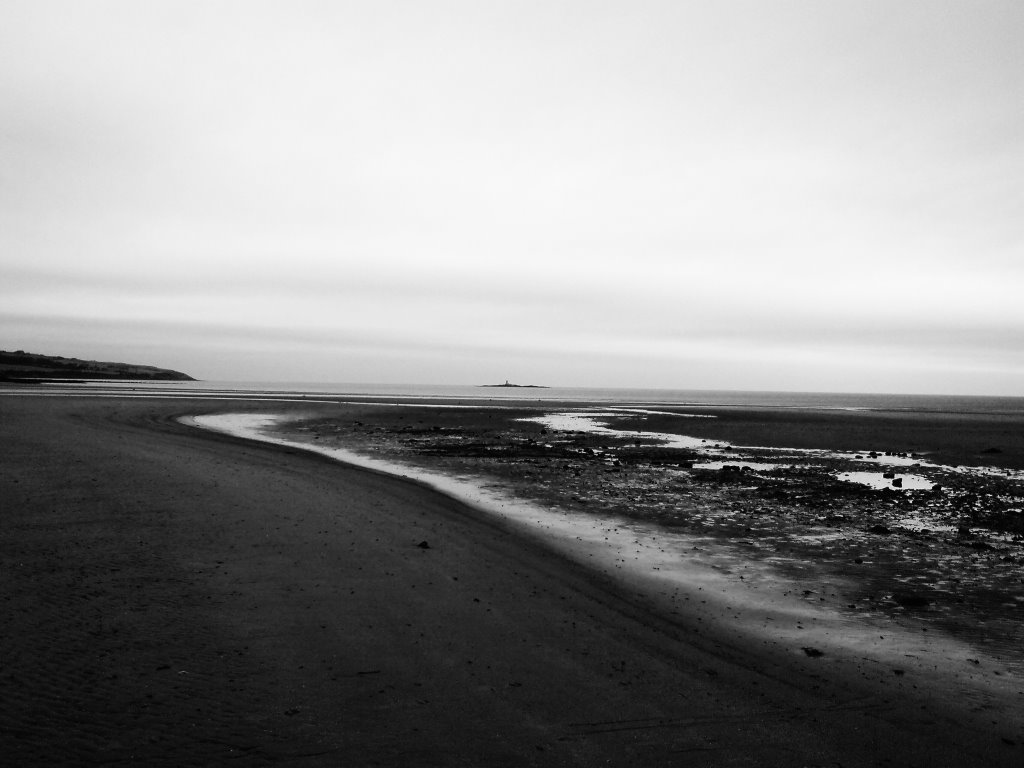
0;350;194;382
478;380;549;389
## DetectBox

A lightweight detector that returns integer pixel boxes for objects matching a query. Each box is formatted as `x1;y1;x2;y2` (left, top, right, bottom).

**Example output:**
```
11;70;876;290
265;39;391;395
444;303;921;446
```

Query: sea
48;379;1024;416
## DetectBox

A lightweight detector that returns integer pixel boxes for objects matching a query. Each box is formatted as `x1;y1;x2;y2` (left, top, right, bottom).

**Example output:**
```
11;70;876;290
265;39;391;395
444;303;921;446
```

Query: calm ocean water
85;380;1024;416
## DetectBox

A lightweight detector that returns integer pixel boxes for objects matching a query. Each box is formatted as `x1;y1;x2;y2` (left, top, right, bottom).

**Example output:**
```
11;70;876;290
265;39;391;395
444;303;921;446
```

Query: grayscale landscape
2;2;1022;766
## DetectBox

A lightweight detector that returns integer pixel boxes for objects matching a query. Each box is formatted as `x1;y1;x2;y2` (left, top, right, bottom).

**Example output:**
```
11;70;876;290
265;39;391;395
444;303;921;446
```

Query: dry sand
1;394;1021;766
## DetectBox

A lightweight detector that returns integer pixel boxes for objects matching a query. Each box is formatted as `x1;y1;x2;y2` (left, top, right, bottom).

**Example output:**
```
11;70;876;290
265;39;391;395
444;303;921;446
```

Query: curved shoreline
2;394;1022;765
187;411;1024;696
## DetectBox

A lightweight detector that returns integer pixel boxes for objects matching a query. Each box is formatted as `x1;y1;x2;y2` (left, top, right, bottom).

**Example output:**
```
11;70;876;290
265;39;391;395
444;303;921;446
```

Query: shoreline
13;380;1024;470
192;410;1024;702
253;398;1024;660
2;391;1023;765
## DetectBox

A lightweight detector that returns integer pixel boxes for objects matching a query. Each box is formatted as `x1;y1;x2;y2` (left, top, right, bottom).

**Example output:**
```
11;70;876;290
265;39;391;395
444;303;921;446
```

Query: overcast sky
2;1;1022;394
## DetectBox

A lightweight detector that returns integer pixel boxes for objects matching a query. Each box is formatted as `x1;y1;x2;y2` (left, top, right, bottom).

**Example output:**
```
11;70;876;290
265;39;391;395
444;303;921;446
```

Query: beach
2;390;1022;766
256;397;1024;664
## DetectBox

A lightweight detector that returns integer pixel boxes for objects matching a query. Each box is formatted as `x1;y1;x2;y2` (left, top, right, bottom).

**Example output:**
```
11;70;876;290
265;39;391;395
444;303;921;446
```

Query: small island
0;350;195;382
478;380;549;389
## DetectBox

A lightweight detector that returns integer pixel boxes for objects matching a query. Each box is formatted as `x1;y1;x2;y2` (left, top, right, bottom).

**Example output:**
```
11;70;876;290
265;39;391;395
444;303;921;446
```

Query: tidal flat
269;401;1024;667
7;389;1023;765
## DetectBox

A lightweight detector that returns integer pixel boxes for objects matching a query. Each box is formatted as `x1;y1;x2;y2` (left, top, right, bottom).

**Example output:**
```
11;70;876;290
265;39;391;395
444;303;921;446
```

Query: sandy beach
2;392;1022;766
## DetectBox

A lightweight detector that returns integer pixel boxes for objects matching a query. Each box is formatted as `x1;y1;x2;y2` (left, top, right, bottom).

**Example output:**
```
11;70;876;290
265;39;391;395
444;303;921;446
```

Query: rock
802;647;824;658
416;540;431;549
892;592;930;608
891;477;903;487
868;524;891;535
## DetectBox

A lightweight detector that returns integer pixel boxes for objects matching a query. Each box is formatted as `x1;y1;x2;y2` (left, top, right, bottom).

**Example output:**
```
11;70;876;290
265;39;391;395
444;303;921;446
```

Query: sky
2;1;1023;394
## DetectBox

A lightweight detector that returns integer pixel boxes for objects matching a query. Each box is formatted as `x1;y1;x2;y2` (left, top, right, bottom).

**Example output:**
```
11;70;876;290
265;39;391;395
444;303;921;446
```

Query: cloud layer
3;1;1023;393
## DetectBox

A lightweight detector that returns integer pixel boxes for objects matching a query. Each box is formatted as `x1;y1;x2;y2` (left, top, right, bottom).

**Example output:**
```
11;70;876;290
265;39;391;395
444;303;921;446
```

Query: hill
0;350;195;382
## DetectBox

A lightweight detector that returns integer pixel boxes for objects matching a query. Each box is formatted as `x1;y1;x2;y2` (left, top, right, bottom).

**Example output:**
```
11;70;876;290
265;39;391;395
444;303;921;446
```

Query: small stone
893;592;930;608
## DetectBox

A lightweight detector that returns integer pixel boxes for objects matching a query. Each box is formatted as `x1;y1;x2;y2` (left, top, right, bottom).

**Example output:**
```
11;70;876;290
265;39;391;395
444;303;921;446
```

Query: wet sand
266;401;1024;659
2;393;1022;766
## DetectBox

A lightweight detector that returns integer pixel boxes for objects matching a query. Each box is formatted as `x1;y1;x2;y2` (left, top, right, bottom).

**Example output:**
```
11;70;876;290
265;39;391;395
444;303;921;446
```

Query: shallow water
525;408;951;471
522;412;715;450
838;471;935;491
